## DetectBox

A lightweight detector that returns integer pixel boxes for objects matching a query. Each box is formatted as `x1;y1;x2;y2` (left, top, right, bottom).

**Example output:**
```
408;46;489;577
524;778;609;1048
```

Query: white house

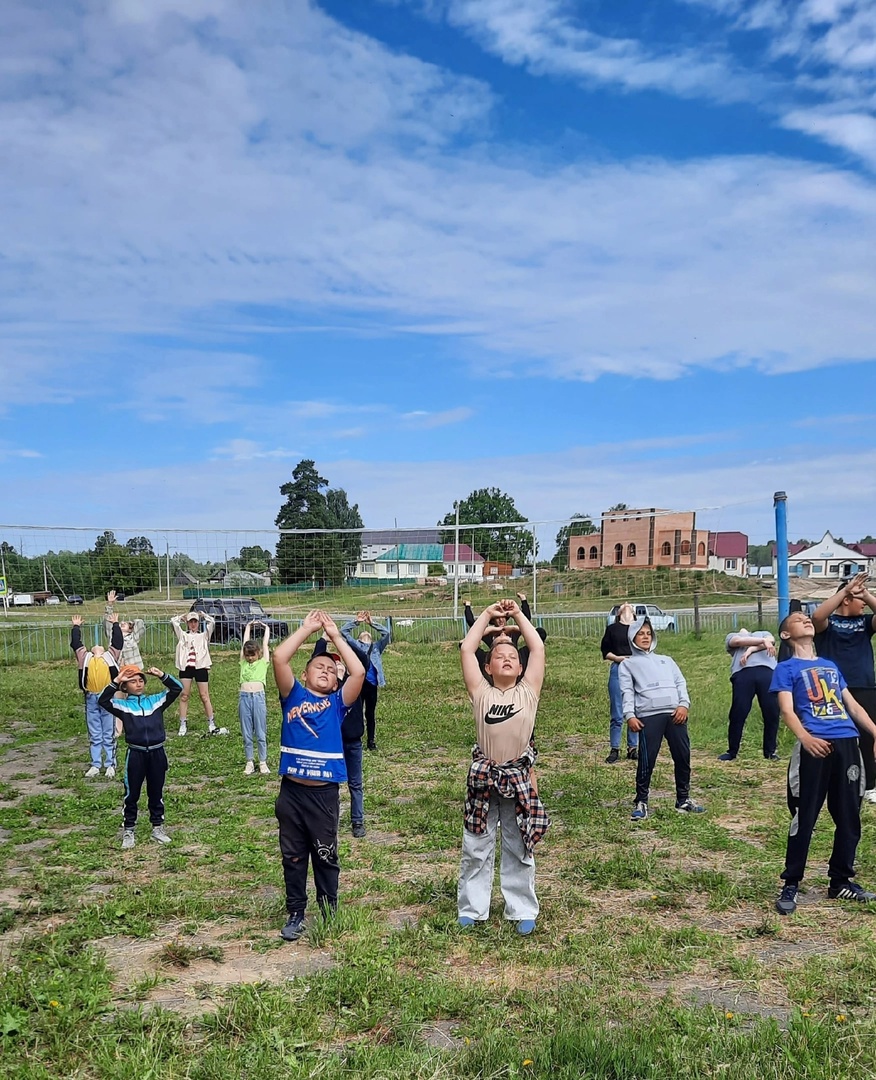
707;531;748;578
772;531;869;580
355;543;484;582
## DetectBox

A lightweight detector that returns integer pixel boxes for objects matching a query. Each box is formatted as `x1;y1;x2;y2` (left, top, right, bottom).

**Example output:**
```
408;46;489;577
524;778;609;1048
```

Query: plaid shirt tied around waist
463;743;550;856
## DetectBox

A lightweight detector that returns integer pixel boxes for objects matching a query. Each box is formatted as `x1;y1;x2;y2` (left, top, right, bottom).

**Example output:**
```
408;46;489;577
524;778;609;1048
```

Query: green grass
2;633;876;1078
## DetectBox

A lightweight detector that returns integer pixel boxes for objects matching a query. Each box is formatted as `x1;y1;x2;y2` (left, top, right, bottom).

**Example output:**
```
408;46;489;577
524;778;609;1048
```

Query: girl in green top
240;622;271;775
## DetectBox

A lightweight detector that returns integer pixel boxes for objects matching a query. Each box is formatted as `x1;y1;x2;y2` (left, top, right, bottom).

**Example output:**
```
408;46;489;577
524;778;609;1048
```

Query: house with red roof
708;531;749;577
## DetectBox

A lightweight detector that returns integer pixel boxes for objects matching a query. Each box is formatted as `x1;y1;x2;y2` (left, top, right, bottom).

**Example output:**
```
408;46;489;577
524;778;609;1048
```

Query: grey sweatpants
457;792;538;922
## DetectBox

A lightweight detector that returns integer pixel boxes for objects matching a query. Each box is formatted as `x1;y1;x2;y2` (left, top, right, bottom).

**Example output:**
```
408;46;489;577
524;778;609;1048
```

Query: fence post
757;584;763;630
693;589;701;639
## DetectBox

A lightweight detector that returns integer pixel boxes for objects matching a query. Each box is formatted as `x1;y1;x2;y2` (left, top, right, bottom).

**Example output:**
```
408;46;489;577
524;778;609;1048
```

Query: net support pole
453;502;460;620
774;491;790;624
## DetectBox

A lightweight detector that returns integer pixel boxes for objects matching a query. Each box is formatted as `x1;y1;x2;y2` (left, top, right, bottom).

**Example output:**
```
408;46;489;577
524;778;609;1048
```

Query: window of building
627;543;636;558
384;563;397;574
829;564;839;574
576;546;586;560
697;542;706;556
725;559;737;570
362;562;376;574
813;566;822;573
614;543;623;565
589;545;598;560
406;564;420;575
680;540;691;555
464;564;475;574
660;541;671;557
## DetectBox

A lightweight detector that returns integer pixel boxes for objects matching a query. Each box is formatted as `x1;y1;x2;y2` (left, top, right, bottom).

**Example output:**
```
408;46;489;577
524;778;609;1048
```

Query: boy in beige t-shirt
457;599;548;935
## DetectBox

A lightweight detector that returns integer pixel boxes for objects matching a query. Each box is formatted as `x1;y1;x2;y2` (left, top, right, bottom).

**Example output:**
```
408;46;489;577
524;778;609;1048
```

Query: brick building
569;508;710;571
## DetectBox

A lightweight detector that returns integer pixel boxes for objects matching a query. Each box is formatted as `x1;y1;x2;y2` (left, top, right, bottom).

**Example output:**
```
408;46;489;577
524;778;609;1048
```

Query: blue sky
2;0;876;546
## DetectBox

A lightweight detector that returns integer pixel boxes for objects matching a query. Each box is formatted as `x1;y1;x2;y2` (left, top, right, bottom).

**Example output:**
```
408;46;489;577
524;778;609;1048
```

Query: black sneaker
366;741;378;751
764;752;780;761
280;912;305;941
775;883;798;915
605;748;620;764
717;752;737;761
351;822;366;838
827;882;876;902
675;798;705;814
626;747;638;761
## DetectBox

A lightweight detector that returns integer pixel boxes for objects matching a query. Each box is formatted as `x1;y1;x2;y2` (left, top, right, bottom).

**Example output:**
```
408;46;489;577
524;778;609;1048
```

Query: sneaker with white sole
280;912;306;941
864;789;876;804
178;722;187;737
121;829;136;850
105;765;116;779
631;801;648;821
259;761;270;774
244;760;254;775
675;798;705;814
207;718;217;733
84;766;100;778
828;882;876;902
151;825;172;845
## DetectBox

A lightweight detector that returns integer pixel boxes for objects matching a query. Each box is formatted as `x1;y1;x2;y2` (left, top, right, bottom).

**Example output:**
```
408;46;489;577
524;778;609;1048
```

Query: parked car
66;595;84;605
189;597;290;645
606;603;676;632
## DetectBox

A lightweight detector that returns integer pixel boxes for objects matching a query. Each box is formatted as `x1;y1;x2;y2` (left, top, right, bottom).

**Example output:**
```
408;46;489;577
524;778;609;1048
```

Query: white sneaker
121;829;135;850
864;789;876;804
105;766;116;779
151;825;171;844
84;766;100;778
178;722;187;737
259;761;270;774
244;760;254;775
207;718;217;733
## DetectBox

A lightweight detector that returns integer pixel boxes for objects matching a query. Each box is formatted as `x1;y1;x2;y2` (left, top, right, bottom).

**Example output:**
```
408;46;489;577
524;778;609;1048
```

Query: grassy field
2;632;876;1079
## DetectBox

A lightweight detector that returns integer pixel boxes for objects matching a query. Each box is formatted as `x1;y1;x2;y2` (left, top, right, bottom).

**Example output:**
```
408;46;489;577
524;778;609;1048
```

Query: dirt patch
95;918;335;1016
648;974;793;1024
419;1019;465;1050
0;739;79;801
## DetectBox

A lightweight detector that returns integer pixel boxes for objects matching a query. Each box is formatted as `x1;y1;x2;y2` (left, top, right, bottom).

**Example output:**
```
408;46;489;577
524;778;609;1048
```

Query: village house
354;543;484;582
708;532;749;577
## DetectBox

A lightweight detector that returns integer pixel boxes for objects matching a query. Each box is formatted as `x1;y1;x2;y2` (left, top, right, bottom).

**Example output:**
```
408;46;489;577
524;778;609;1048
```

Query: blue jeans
238;690;268;762
343;739;364;824
85;692;115;768
608;664;638;751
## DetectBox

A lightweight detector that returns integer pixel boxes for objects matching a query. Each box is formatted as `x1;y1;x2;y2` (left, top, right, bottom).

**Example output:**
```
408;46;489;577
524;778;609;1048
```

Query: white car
606;603;676;632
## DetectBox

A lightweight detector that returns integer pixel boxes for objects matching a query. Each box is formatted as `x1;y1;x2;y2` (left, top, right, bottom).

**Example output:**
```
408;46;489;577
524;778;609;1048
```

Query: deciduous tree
439;489;533;566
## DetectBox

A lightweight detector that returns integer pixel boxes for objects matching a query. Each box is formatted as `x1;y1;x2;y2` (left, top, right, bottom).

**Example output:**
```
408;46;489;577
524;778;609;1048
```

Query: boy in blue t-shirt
771;610;876;915
271;610;365;942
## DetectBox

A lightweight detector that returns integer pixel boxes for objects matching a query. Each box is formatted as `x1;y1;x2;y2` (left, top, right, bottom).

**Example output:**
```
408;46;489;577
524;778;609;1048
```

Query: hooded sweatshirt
618;617;690;721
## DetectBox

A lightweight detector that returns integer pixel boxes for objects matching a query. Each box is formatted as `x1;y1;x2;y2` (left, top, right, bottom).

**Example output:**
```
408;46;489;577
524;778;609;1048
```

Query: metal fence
0;606;776;665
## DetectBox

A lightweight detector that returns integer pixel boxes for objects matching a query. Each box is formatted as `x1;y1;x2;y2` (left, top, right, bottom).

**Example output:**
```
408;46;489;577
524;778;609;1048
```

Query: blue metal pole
774;491;790;624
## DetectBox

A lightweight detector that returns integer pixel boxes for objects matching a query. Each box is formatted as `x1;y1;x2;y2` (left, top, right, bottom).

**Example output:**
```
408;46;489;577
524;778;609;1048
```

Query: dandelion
725;1012;734;1020
836;1014;847;1023
523;1062;533;1068
49;1001;60;1008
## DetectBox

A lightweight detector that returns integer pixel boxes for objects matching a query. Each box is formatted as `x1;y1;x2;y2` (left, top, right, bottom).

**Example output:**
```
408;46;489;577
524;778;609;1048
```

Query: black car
190;597;290;645
67;595;84;605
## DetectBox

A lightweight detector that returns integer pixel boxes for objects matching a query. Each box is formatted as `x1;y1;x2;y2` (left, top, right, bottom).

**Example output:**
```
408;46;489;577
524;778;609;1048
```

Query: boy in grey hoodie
619;618;704;820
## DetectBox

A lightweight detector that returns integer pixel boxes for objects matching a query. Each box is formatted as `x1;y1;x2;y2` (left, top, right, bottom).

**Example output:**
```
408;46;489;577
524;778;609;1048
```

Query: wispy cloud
401;407;474;428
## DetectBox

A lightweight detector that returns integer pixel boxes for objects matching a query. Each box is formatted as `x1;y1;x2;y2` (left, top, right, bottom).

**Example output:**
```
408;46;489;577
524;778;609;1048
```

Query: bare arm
460;604;501;696
505;600;545;695
262;623;270;660
271;611;323;698
603;652;627;664
777;690;832;757
812;572;869;632
727;634;775;650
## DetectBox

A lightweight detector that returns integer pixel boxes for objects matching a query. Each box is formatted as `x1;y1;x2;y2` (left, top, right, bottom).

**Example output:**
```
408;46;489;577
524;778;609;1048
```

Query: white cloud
0;0;875;416
782;109;876;168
